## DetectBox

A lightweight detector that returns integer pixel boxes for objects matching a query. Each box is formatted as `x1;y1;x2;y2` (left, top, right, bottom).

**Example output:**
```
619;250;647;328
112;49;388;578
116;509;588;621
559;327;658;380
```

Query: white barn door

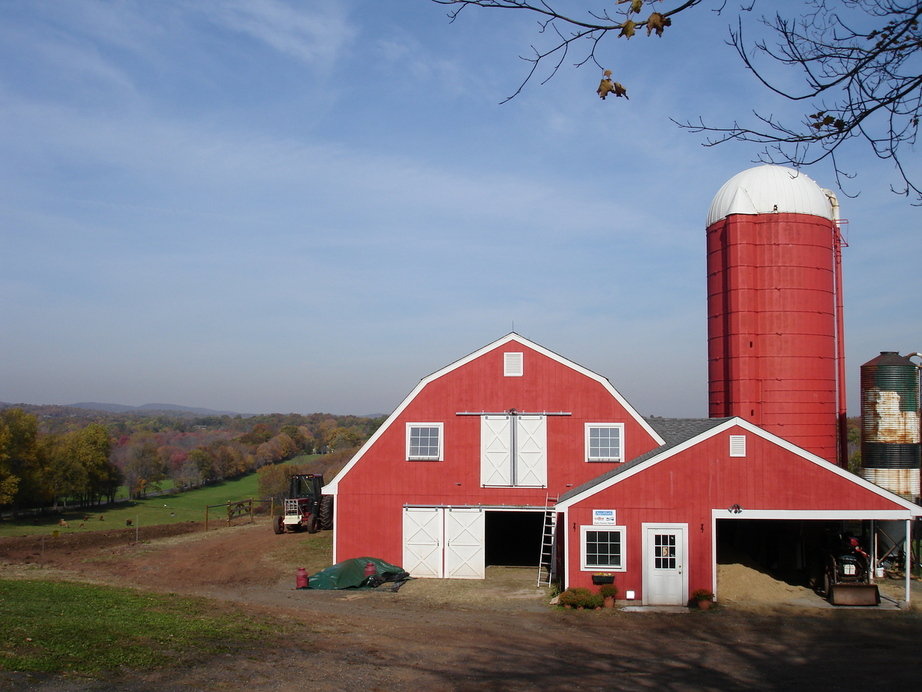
481;414;547;487
445;508;485;579
481;415;512;486
515;416;547;487
403;507;443;578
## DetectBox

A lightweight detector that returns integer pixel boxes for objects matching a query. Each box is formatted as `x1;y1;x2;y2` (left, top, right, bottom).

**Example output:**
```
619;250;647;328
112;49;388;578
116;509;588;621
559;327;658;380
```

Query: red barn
324;333;662;578
324;334;921;603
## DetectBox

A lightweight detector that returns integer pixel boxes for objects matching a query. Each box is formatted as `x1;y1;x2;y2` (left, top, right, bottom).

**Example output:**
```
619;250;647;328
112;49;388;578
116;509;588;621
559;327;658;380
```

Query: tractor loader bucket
829;583;880;606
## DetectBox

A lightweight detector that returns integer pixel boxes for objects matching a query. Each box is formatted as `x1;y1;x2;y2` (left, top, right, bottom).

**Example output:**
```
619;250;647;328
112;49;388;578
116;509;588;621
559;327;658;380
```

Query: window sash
407;423;443;461
581;526;626;571
585;423;624;462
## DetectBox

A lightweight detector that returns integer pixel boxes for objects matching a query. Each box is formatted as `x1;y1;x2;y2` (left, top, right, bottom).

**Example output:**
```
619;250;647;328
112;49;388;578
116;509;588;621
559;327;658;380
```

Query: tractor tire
319;495;334;530
273;516;284;535
307;514;320;534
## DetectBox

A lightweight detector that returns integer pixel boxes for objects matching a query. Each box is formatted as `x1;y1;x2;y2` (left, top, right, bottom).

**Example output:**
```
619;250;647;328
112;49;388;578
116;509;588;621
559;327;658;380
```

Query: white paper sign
592;509;616;526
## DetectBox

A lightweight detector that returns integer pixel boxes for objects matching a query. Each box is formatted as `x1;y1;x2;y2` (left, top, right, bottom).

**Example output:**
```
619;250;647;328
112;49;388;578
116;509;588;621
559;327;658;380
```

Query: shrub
558;587;604;609
691;588;714;602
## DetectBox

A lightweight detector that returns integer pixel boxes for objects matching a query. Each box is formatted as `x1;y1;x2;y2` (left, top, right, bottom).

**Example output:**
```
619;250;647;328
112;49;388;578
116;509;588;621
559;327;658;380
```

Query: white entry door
643;524;687;605
403;507;443;578
444;508;485;579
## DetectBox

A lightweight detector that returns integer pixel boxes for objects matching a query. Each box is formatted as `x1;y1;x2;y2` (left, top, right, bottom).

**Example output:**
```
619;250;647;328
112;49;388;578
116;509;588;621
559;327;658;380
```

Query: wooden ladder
536;496;558;587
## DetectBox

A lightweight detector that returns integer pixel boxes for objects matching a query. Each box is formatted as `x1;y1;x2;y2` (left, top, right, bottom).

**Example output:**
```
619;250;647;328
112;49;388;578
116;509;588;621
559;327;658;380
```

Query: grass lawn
0;454;322;538
0;580;277;674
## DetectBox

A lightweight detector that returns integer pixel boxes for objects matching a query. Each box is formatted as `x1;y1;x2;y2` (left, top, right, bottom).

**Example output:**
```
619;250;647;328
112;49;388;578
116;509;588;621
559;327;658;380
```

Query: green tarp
306;557;409;590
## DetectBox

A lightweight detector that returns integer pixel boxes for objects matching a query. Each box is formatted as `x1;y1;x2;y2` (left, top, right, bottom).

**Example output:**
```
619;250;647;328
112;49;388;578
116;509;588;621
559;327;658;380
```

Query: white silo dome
707;165;834;227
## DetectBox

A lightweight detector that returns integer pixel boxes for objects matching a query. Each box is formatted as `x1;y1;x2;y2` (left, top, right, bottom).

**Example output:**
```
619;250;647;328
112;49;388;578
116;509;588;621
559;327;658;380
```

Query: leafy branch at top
432;0;703;102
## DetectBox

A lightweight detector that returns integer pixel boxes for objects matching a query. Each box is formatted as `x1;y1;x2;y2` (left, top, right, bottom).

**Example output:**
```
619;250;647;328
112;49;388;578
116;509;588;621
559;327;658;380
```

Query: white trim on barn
323;332;663;495
557;417;922;516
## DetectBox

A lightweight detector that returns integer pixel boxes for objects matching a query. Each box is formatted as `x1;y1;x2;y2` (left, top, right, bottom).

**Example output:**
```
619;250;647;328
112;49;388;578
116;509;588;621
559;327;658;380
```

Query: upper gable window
585;423;624;462
729;434;746;457
504;352;524;377
407;423;443;461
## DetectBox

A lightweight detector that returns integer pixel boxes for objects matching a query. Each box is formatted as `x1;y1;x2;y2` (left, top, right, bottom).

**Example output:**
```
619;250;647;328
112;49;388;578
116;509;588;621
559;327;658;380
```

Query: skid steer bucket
829;583;880;606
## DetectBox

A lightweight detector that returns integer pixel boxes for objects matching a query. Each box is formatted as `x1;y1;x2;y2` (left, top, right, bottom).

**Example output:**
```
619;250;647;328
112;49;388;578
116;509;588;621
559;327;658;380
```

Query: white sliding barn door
444;508;485;579
403;507;443;578
480;414;547;487
515;415;547;487
481;415;512;486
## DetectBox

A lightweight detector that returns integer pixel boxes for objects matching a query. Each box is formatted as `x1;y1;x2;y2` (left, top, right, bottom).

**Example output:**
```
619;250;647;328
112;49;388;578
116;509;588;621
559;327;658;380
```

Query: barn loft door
444;508;485;579
481;415;513;486
480;414;546;487
515;416;547;487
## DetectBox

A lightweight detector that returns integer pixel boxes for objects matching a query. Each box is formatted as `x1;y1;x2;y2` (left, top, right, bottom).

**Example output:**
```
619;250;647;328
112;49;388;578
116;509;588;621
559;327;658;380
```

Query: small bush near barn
557;587;604;609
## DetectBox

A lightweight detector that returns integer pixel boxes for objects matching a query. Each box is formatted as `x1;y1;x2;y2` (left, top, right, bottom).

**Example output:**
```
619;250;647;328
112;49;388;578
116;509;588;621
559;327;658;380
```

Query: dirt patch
3;520;922;691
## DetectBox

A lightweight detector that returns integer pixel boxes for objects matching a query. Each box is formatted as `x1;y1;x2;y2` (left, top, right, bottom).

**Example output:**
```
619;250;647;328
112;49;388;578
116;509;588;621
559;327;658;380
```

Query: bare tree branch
434;0;922;203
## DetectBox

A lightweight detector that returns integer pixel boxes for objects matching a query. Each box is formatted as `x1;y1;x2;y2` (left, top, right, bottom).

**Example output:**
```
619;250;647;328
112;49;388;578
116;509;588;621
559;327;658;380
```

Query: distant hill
69;402;242;416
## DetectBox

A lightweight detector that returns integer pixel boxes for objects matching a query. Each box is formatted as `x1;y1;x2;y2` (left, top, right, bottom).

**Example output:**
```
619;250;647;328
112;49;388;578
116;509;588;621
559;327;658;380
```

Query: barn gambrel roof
323;332;663;494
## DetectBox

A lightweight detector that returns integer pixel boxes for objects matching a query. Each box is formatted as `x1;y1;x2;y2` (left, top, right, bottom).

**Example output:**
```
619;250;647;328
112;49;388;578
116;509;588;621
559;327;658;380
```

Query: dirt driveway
2;521;921;691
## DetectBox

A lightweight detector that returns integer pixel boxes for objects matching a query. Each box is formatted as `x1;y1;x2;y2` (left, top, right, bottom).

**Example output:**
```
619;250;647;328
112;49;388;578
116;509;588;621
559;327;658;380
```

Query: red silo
706;165;847;465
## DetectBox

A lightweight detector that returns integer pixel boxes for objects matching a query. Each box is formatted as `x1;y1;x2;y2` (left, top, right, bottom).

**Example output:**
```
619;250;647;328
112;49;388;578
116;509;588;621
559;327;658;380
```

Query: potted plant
598;584;618;608
591;572;615;585
690;589;715;610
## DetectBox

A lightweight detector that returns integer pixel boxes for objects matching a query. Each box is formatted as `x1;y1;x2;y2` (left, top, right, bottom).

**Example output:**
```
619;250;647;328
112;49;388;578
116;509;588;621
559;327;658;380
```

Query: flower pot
696;599;713;610
603;596;615;608
592;574;614;585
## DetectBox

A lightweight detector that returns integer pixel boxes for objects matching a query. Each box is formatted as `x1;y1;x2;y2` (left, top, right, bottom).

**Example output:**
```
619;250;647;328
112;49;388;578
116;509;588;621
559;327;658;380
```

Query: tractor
273;473;334;534
822;533;880;606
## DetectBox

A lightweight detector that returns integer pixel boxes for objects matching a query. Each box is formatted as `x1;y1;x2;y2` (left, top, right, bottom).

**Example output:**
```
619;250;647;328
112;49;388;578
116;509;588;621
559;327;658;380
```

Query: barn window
729;434;746;457
585;423;624;462
407;423;443;461
504;352;524;377
581;526;626;571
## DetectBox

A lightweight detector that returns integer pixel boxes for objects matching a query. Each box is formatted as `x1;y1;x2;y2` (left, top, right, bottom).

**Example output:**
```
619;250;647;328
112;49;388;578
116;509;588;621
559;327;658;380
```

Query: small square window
407;423;443;461
581;526;626;571
585;423;624;462
729;434;746;457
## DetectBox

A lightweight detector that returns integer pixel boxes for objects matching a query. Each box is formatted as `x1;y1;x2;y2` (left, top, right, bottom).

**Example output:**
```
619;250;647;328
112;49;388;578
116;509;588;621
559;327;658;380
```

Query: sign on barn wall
592;509;616;526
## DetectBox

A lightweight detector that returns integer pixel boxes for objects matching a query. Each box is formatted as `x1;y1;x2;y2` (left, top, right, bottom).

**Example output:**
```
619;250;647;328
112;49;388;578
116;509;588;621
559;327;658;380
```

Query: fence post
204;505;209;532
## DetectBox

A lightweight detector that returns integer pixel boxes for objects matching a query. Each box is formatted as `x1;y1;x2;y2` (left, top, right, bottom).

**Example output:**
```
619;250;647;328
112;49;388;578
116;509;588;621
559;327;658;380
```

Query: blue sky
1;1;919;417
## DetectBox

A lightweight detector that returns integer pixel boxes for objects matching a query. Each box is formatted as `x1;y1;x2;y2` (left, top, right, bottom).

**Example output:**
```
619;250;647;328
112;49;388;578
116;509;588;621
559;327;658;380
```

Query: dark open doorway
485;511;543;566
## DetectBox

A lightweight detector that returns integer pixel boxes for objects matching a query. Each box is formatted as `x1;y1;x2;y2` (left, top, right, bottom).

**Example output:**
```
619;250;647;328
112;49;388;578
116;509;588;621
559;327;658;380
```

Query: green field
0;454;321;538
0;580;277;673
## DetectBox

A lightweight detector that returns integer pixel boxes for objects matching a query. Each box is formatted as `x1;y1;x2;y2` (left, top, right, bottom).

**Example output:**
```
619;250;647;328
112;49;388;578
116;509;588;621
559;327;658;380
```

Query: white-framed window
585;423;624;462
729;434;746;457
581;525;627;571
504;352;524;377
406;423;443;461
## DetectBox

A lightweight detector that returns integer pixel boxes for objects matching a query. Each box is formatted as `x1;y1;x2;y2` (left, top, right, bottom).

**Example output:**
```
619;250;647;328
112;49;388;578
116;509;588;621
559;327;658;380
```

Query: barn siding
334;339;661;565
565;424;910;599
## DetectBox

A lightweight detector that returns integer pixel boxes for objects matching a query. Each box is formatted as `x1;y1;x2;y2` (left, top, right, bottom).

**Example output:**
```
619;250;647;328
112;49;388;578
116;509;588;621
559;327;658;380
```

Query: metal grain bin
860;351;921;499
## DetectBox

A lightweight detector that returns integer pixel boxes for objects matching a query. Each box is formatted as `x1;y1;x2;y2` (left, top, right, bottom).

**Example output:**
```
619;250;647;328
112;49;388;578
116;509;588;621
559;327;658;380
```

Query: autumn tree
434;0;922;201
0;409;40;509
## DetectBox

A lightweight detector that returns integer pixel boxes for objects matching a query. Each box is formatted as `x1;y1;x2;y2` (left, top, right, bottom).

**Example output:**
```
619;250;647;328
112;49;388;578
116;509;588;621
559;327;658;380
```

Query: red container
707;172;845;465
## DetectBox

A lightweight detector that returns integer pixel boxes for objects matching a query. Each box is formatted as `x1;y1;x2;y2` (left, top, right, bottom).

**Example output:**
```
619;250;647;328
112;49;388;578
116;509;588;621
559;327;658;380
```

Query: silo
860;351;921;500
706;165;846;464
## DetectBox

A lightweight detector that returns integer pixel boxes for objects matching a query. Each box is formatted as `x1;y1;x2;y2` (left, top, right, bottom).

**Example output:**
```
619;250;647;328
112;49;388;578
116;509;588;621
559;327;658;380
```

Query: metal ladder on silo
536;496;558;587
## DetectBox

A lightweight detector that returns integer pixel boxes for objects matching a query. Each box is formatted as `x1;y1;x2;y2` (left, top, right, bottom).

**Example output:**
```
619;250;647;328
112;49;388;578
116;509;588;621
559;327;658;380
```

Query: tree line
0;406;384;513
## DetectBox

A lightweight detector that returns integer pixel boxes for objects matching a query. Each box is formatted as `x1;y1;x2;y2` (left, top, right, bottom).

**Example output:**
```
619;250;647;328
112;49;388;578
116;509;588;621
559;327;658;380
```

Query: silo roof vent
707;164;834;226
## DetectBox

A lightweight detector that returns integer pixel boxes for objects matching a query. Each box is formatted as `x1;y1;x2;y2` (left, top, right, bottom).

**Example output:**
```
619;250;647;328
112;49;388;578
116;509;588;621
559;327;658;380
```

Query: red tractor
273;473;334;534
